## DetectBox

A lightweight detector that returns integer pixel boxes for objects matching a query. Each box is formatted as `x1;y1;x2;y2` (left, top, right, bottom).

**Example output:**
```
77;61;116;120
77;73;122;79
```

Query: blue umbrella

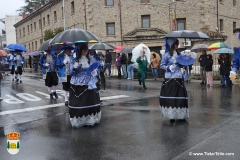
176;55;195;66
6;44;27;52
213;48;234;54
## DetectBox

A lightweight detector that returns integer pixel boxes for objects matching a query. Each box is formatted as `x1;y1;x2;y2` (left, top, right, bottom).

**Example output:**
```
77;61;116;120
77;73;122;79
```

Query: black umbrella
38;39;52;51
165;30;209;39
233;28;240;33
191;44;209;52
88;42;114;50
118;47;133;53
50;28;100;44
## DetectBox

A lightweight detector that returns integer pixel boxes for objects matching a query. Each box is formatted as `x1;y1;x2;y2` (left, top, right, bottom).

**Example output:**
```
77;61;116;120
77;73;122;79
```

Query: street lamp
63;0;66;31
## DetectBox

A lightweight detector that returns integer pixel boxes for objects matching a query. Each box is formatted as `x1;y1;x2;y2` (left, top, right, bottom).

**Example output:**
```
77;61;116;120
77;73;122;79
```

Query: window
47;15;50;25
105;0;114;6
29;43;31;51
233;0;236;6
32;42;34;51
106;23;115;35
141;0;150;3
35;41;37;51
23;27;25;36
233;22;236;32
54;11;57;22
39;19;42;29
141;15;150;28
177;18;186;30
27;25;29;34
220;19;224;32
71;1;75;14
19;29;21;37
43;17;45;27
40;39;43;45
31;24;33;32
34;22;36;31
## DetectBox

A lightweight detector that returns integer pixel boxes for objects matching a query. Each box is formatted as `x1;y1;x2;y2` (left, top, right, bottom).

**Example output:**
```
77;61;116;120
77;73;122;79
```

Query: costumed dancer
159;37;189;123
230;34;240;81
68;43;101;128
56;46;75;106
39;50;58;99
9;51;16;81
14;50;25;83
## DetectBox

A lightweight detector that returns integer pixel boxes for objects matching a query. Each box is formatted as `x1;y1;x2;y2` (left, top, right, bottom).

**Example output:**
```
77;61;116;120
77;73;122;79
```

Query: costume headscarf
164;37;179;53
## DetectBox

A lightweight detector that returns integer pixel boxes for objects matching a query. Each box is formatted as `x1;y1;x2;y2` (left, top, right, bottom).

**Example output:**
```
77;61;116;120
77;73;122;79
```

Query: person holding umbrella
159;37;188;123
14;50;25;83
218;54;231;88
39;49;59;99
136;51;148;89
9;51;17;81
103;50;112;77
68;42;101;128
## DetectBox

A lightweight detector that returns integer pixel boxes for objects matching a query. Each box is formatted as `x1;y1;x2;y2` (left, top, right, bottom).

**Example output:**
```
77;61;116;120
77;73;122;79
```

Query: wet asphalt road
0;69;240;160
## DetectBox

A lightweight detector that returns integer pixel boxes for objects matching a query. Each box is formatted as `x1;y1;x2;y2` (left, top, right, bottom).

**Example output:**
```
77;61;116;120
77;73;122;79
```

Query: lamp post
63;0;66;31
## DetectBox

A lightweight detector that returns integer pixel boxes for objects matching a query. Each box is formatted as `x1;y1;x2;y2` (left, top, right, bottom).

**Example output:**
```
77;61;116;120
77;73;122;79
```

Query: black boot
53;92;58;98
65;101;68;106
138;80;142;85
143;85;147;90
50;93;54;99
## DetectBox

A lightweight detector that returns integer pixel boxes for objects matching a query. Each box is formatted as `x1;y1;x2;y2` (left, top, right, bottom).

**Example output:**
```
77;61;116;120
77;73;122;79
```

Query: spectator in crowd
116;53;122;79
127;53;134;80
198;50;207;85
205;54;213;87
103;50;112;77
121;53;127;79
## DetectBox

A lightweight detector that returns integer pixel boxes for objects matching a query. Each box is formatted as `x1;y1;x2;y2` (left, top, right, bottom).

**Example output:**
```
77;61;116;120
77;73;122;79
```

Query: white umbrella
131;43;151;64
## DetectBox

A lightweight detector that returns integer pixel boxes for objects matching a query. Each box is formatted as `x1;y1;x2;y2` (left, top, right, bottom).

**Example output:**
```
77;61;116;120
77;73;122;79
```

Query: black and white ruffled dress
68;56;101;128
159;51;189;120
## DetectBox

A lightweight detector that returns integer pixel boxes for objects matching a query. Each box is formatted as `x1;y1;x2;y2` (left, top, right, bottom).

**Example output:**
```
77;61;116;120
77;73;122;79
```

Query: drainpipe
119;0;123;45
217;0;219;32
40;13;43;41
84;0;87;30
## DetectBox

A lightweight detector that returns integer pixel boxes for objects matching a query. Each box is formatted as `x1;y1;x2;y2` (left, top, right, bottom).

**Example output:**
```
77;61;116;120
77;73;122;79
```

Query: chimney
22;12;26;19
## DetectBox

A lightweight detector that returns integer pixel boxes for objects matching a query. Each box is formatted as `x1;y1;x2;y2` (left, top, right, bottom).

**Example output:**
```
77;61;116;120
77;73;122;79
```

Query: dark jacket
105;53;112;64
120;54;127;65
219;58;231;75
198;54;207;67
127;54;133;64
205;57;213;71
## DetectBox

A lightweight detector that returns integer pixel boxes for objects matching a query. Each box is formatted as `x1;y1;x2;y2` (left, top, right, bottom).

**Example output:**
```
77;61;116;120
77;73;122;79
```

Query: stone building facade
14;0;239;53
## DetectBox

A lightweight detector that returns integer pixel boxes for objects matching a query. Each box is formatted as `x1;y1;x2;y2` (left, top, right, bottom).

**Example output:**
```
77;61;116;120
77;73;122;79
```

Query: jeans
127;64;134;79
221;75;226;85
122;64;127;78
224;74;230;86
152;68;158;78
34;63;38;71
103;63;111;76
200;67;206;83
138;70;147;86
185;66;191;80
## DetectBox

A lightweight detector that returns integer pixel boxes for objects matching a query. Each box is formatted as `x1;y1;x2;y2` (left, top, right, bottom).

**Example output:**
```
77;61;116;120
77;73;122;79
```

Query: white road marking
100;95;129;100
0;95;129;116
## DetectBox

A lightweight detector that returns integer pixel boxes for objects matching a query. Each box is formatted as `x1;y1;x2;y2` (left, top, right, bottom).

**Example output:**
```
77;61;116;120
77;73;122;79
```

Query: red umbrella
113;46;124;53
0;50;8;56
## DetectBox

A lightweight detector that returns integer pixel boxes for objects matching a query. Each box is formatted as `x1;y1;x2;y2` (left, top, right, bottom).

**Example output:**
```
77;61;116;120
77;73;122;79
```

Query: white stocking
64;91;69;102
52;86;57;92
19;75;22;80
48;87;52;94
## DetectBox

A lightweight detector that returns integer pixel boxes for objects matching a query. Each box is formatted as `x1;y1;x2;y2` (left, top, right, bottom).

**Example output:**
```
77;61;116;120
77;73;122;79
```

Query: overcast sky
0;0;25;34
